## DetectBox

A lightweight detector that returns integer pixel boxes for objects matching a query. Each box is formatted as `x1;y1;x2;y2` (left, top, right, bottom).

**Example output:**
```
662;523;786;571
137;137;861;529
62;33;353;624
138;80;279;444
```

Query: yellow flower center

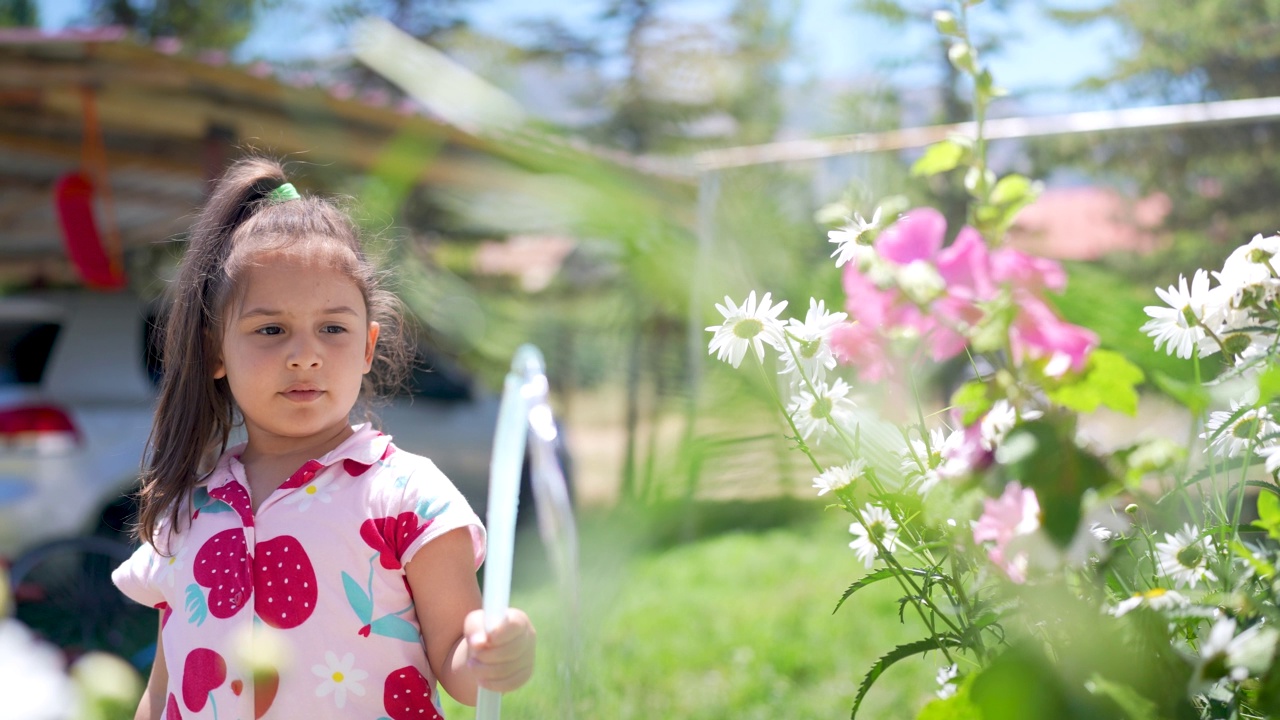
1144;588;1167;599
306;485;318;495
332;671;344;683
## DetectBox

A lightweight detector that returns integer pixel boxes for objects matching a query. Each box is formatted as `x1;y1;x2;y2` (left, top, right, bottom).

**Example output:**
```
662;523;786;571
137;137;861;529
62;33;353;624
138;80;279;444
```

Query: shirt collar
206;423;393;491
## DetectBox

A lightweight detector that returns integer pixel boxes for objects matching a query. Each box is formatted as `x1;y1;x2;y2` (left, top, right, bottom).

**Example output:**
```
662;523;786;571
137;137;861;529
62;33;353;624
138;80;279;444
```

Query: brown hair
134;156;411;546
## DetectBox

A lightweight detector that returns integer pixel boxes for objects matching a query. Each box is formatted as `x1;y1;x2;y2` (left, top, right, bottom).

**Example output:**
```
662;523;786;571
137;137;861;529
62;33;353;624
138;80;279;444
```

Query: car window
0;321;60;385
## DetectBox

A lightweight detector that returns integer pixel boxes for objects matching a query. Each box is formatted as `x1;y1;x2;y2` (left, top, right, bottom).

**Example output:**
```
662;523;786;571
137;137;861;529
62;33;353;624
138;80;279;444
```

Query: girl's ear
207;328;226;379
363;321;380;373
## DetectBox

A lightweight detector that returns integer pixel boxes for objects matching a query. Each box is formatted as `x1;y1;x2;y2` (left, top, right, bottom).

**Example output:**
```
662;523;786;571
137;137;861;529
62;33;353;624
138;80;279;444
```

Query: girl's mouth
282;389;323;402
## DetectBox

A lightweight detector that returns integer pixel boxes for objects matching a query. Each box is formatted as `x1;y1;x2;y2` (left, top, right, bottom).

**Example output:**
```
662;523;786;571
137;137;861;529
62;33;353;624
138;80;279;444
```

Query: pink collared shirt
113;423;486;719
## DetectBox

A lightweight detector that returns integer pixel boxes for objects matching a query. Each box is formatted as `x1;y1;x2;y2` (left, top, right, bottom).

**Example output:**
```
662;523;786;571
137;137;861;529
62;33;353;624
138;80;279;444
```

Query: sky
36;0;1125;116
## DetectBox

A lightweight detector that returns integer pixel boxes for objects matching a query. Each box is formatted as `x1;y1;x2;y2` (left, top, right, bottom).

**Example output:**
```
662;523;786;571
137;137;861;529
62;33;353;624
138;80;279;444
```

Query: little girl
112;157;536;719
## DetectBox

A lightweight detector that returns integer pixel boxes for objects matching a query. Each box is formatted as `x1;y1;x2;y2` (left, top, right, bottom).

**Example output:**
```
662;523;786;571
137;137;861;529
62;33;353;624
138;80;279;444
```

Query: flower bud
948;42;978;74
1125;503;1139;515
933;10;960;36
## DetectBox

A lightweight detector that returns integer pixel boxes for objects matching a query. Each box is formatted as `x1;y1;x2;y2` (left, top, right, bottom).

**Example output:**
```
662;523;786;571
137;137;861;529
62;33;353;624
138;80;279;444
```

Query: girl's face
213;253;379;458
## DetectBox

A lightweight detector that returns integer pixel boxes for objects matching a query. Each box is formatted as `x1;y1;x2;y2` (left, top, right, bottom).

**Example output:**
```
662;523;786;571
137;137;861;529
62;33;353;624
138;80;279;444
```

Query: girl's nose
288;337;322;369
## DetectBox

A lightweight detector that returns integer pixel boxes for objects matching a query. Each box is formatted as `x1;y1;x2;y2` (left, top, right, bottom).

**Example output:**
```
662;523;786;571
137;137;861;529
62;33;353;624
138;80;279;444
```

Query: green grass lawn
443;500;939;719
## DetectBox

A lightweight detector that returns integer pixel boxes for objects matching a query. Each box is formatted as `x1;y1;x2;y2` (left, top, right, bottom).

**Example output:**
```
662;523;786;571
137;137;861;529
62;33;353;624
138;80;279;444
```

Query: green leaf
950;380;993;426
342;571;373;624
852;635;963;719
1045;349;1145;416
834;567;942;614
1230;539;1277;579
1255;492;1280;541
1162;455;1265;496
1260;364;1280;404
988;174;1036;207
1084;674;1159;720
370;614;422;642
911;140;967;177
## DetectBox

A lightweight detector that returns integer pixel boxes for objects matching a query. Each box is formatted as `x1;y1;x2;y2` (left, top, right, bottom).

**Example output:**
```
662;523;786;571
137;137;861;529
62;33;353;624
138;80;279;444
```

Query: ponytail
134;158;288;546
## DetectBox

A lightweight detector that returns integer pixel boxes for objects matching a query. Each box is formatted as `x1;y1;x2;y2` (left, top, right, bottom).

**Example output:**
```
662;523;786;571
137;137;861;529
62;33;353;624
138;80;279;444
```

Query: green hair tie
268;182;301;203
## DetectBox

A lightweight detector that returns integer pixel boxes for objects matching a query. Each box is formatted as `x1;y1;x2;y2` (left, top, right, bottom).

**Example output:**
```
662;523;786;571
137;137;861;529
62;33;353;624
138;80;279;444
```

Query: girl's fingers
476;663;535;693
469;633;535;665
467;609;535;650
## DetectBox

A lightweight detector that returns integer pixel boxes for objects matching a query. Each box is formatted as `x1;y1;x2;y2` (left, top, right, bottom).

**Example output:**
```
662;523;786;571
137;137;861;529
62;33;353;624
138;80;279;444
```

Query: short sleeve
111;541;165;608
396;457;486;570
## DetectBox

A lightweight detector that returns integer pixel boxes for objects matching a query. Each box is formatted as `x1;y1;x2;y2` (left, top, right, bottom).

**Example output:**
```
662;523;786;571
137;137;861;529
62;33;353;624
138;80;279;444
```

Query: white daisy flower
779;299;847;386
282;473;337;512
1111;587;1189;617
1216;235;1280;308
900;427;951;495
812;459;865;496
848;503;899;569
706;291;789;368
312;651;368;709
828;207;883;268
979;400;1020;451
1258;442;1280;477
1142;269;1215;359
1194;618;1280;686
1154;524;1217;589
936;664;959;699
1200;402;1279;458
788;378;857;444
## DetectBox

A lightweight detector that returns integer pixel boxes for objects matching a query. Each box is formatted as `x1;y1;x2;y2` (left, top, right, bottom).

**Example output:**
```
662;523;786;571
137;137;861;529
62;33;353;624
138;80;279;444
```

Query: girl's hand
463;607;537;692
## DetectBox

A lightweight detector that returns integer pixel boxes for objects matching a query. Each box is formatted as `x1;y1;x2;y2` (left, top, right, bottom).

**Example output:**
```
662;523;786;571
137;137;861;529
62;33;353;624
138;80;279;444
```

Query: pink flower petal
875;208;947;265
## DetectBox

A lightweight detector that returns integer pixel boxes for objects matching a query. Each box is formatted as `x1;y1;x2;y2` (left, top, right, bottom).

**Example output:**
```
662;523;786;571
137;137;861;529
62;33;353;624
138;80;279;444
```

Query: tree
0;0;37;27
89;0;266;49
1041;0;1280;274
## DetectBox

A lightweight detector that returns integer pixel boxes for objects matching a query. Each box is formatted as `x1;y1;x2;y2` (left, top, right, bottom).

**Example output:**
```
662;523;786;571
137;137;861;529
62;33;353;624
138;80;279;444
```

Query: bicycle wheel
10;536;155;667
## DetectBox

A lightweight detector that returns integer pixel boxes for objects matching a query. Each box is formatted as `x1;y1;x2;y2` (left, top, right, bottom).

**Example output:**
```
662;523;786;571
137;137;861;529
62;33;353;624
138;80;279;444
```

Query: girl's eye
322;325;347;334
257;326;283;336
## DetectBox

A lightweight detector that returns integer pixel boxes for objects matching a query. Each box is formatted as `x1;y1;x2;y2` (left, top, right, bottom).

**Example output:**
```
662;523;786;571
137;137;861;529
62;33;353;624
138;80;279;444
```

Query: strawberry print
192;529;253;619
165;693;182;720
182;647;227;712
208;481;254;527
383;666;444;720
360;513;432;571
255;535;318;629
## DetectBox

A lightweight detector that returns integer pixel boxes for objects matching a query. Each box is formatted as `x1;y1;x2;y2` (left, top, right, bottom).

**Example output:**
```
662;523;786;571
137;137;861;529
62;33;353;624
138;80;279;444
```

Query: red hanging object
53;171;125;290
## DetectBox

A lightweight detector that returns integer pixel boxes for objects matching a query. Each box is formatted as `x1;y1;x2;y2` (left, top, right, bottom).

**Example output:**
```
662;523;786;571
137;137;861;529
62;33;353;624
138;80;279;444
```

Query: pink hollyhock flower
973;481;1041;583
1010;295;1098;376
875;208;947;264
935;224;995;300
991;247;1067;294
830;322;896;382
837;206;1097;379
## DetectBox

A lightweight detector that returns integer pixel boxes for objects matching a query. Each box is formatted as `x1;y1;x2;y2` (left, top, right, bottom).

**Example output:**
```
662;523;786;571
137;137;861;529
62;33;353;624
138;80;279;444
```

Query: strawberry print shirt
112;423;486;720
